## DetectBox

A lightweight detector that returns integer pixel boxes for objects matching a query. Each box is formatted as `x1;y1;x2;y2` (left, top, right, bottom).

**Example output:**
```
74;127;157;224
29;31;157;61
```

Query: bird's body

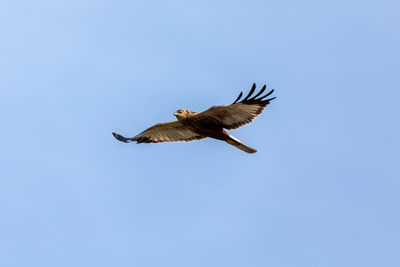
180;116;226;141
112;83;276;153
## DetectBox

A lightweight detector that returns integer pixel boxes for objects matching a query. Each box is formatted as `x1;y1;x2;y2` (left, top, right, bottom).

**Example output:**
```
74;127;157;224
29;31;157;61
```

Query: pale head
174;109;194;120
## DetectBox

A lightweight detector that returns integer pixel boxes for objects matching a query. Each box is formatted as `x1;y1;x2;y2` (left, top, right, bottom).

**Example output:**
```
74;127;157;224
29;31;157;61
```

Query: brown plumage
112;83;276;153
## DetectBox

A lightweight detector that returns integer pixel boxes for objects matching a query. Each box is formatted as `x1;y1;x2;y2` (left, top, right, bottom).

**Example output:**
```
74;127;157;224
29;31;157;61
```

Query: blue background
1;1;399;266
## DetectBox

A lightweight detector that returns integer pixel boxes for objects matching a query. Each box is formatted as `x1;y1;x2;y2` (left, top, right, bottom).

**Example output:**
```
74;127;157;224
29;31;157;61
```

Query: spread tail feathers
226;135;258;154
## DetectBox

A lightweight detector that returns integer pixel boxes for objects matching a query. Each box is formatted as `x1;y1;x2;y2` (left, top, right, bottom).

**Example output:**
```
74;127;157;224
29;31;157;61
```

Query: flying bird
112;83;276;153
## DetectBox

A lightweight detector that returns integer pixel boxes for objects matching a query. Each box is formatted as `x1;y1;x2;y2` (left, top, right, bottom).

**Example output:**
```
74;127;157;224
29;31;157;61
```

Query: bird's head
174;109;194;120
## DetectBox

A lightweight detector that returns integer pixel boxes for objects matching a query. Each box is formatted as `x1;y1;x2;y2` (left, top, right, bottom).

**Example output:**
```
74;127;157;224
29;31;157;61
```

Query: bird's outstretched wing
192;83;276;129
112;120;205;143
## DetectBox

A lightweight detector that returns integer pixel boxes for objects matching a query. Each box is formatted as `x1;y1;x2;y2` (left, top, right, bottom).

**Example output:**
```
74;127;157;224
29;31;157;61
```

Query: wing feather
232;91;243;104
192;83;276;130
112;120;205;143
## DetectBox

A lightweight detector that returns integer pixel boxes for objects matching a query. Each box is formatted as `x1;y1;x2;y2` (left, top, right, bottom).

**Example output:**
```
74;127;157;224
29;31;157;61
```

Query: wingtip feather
112;132;131;143
243;83;257;101
233;91;243;104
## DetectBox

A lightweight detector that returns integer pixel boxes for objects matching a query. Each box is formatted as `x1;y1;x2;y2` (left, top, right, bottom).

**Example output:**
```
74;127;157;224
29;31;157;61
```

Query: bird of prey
112;83;276;153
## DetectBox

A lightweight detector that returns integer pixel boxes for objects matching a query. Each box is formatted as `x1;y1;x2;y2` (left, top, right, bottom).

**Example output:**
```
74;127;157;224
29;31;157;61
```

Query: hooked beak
174;111;179;116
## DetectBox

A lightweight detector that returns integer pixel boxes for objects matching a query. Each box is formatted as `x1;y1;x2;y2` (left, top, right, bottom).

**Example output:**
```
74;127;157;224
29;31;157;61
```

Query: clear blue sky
1;1;399;266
